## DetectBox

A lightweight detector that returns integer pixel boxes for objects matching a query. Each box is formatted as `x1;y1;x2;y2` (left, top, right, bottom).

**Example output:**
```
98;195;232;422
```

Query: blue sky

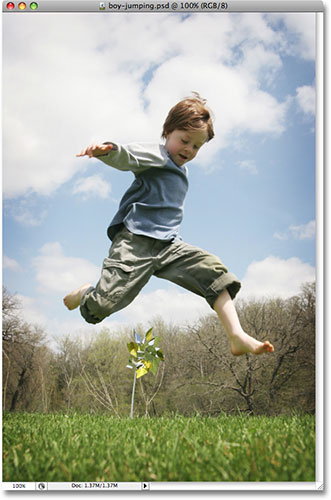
2;12;317;340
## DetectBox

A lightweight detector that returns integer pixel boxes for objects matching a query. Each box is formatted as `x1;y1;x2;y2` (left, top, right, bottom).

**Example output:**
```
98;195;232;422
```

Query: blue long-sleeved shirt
98;143;189;242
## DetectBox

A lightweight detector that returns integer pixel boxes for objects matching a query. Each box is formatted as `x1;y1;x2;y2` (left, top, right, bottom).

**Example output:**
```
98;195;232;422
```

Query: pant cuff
79;287;105;324
205;272;241;309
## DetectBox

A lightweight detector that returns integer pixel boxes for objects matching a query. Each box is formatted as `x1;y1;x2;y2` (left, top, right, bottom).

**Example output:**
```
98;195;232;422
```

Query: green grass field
2;413;315;482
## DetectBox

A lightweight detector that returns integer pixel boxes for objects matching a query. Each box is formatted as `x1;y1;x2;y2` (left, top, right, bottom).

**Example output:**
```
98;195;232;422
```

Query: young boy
64;94;274;356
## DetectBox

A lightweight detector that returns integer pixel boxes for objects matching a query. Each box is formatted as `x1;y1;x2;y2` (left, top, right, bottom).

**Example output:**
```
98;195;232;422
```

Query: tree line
2;283;315;416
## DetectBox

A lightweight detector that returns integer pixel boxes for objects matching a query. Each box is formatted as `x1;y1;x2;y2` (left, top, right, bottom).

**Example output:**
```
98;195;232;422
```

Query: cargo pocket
98;259;134;303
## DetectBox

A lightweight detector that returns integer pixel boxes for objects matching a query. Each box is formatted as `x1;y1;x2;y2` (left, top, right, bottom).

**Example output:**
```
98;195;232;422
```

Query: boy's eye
182;139;188;144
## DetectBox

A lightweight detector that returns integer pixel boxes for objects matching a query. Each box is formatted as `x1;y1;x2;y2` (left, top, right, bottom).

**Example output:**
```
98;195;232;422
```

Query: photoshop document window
2;0;324;493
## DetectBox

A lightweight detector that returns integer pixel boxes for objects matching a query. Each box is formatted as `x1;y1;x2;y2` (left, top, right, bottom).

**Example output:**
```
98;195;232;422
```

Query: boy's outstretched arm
76;142;167;173
76;142;116;158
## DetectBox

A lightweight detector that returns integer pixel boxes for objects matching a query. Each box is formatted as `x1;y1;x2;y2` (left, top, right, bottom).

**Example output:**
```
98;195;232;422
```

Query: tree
233;283;315;413
2;284;315;415
76;327;127;415
182;283;316;415
55;336;84;411
2;287;47;411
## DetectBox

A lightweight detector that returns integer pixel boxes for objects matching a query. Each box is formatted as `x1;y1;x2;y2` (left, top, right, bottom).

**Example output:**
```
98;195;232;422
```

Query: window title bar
2;0;324;13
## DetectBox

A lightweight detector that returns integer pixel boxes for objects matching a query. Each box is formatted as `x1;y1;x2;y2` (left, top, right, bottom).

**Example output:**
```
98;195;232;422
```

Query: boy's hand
76;143;113;158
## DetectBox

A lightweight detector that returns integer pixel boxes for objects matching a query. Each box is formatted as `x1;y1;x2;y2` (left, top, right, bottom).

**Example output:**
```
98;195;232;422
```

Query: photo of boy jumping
64;93;274;357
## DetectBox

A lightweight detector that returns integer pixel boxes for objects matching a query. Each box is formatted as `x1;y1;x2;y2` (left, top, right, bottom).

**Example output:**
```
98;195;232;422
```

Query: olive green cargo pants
80;227;241;324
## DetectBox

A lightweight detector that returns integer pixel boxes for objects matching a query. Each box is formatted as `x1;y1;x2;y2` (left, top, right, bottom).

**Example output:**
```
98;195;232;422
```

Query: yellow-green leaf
144;360;152;370
136;360;153;378
136;366;148;379
151;359;160;375
127;342;138;357
156;348;164;360
145;328;153;343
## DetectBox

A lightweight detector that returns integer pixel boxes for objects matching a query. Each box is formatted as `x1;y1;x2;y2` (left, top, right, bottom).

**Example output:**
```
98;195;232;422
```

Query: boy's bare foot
63;283;92;310
229;331;274;356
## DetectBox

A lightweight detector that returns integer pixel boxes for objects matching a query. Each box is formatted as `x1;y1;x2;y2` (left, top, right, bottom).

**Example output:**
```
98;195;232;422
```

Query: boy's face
164;128;208;167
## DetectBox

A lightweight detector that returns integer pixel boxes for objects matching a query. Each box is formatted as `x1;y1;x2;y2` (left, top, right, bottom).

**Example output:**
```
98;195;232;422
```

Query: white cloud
15;294;49;328
16;286;211;339
4;198;47;226
12;208;47;227
273;231;288;241
289;220;316;240
72;175;111;199
267;13;315;61
32;242;100;294
296;85;315;115
12;254;316;339
237;160;258;175
3;12;305;198
114;286;211;327
146;56;288;167
239;43;283;87
3;256;21;271
274;220;315;240
240;255;315;300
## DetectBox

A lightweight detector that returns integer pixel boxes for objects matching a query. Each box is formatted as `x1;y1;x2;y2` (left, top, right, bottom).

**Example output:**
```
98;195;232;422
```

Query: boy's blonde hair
162;92;214;142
